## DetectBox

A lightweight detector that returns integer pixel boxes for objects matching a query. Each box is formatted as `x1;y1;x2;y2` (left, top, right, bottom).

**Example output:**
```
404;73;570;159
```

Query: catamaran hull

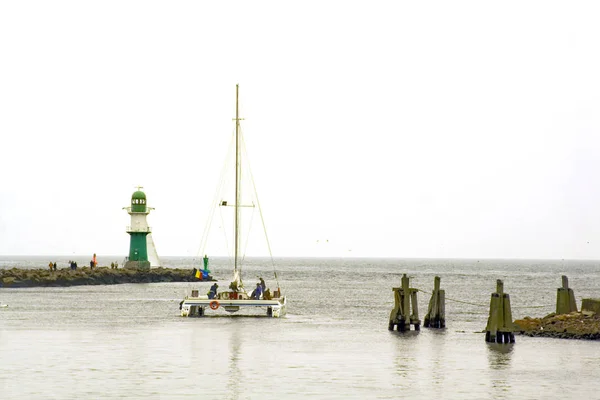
181;297;286;318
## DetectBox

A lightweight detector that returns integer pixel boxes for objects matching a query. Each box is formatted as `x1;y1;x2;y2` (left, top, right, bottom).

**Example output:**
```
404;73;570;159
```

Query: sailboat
180;84;286;318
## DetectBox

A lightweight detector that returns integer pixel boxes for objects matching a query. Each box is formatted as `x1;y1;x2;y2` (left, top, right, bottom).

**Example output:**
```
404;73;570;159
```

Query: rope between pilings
416;289;552;309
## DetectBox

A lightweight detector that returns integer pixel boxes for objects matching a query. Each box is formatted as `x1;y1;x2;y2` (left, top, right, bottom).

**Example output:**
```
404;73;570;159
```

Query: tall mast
234;84;241;279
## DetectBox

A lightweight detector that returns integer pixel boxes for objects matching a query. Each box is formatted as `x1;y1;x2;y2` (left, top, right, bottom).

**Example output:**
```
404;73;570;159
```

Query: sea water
1;257;600;399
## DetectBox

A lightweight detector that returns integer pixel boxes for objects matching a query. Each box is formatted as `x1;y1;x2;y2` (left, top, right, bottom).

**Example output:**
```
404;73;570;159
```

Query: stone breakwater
0;267;215;287
514;312;600;340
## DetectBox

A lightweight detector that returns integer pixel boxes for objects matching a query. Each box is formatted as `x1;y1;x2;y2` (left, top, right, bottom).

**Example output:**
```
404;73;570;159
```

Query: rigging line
512;305;553;309
417;289;487;307
197;132;236;258
242;136;281;290
235;122;244;286
233;125;252;284
239;205;257;269
218;203;234;269
417;289;552;309
199;174;227;258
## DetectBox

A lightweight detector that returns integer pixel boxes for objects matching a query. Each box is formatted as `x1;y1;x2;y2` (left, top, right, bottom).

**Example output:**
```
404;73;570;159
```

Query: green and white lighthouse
123;187;161;269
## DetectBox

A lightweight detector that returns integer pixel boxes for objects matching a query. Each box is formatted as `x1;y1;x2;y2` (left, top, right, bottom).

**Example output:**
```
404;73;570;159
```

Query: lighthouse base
124;260;151;270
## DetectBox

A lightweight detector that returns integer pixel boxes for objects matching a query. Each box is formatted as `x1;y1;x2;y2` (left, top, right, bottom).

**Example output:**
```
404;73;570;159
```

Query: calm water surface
1;257;600;399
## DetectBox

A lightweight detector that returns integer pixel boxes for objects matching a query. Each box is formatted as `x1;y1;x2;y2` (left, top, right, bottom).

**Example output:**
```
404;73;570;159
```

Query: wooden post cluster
388;274;421;332
485;279;515;343
424;276;445;328
556;275;577;315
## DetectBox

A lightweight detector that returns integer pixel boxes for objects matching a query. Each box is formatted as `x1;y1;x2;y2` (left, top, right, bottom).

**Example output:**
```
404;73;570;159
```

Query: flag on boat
193;268;202;280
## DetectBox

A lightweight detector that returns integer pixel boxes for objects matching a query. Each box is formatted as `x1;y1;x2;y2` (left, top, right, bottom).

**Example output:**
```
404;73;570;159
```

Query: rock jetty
514;311;600;340
0;267;215;288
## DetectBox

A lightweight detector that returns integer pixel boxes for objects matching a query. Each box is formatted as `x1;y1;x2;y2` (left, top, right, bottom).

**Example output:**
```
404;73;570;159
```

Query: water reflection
487;342;514;363
392;331;420;379
227;327;242;400
427;328;447;387
487;343;514;395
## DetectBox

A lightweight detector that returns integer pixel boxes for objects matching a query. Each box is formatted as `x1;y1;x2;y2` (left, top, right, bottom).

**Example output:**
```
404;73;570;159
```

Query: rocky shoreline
0;267;215;287
514;311;600;340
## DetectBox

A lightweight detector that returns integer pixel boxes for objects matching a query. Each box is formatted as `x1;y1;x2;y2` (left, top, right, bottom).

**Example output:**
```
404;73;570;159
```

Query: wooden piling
485;279;515;343
389;274;421;332
556;275;577;315
424;276;446;328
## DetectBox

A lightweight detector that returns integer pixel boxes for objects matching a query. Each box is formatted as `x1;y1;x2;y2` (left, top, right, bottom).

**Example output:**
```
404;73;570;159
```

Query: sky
1;1;599;259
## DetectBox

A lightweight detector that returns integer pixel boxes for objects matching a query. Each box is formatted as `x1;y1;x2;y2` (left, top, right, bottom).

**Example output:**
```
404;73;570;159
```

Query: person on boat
208;283;218;299
251;283;263;300
259;277;266;293
264;288;272;300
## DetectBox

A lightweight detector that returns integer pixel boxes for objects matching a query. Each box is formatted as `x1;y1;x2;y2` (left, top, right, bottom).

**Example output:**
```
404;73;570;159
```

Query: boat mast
234;84;241;282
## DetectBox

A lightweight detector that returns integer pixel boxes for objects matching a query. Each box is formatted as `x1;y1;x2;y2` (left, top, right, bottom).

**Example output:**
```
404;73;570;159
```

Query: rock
0;267;215;288
1;276;16;286
582;310;596;317
515;311;600;340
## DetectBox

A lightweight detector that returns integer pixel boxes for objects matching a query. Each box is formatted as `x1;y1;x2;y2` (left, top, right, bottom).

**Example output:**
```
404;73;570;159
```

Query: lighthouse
123;187;161;269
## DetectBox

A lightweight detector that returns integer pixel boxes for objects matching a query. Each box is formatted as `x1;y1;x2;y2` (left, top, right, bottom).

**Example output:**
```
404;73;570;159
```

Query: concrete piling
424;276;446;328
556;275;577;315
389;274;421;332
485;279;515;343
582;298;600;315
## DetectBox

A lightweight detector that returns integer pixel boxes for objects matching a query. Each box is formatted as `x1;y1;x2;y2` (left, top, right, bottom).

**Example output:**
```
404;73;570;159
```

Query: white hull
181;296;286;318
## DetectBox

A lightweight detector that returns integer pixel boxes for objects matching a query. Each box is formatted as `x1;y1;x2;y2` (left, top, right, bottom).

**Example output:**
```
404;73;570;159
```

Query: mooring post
556;275;578;315
388;274;421;332
410;289;420;330
389;287;402;331
485;279;515;343
424;276;446;328
402;274;410;329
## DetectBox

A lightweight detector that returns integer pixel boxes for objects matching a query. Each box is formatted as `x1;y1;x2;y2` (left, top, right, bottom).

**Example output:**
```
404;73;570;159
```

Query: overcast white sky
1;1;599;259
